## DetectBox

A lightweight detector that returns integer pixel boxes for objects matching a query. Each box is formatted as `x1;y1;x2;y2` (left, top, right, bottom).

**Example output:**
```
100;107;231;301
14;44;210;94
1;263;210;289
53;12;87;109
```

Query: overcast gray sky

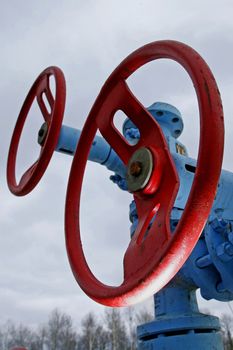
1;0;233;329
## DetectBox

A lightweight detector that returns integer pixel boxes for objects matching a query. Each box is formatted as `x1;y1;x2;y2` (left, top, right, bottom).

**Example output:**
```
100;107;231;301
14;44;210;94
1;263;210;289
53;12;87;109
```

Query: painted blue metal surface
122;102;187;156
54;102;233;349
56;125;126;178
137;284;224;350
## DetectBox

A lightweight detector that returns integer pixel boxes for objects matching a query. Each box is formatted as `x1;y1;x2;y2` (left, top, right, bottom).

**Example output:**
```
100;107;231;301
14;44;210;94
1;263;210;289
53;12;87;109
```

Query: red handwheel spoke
36;75;55;123
123;159;178;280
37;93;51;122
100;127;133;165
123;199;160;280
18;160;38;189
96;79;169;164
115;80;167;148
45;80;55;109
94;80;136;164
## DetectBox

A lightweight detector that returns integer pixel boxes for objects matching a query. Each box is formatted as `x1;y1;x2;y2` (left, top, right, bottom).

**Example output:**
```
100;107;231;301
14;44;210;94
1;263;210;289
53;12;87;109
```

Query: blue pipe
55;125;126;178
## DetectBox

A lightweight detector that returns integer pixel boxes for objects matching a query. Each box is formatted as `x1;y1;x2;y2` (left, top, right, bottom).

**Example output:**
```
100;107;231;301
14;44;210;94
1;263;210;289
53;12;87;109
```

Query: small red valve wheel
65;40;224;306
7;66;66;196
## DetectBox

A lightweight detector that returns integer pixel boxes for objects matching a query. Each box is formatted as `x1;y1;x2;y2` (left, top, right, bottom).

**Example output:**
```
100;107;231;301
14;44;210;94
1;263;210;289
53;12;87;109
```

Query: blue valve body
55;105;233;301
55;102;231;349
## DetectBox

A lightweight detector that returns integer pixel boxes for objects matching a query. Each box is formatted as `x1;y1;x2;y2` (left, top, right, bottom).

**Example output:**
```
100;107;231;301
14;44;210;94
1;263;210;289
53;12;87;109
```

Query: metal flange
126;147;153;192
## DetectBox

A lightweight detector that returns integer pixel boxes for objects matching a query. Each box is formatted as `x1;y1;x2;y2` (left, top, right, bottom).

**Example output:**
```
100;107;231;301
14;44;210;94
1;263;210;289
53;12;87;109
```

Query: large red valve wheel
65;40;224;306
7;66;66;196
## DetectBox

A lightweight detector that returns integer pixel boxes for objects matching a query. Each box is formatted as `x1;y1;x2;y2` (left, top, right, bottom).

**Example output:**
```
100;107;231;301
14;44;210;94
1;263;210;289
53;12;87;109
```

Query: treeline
222;314;233;350
0;308;153;350
2;308;233;350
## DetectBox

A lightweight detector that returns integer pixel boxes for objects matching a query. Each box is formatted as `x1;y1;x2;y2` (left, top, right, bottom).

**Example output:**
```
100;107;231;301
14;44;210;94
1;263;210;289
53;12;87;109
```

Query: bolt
38;129;44;137
38;122;48;146
126;147;153;192
130;161;143;177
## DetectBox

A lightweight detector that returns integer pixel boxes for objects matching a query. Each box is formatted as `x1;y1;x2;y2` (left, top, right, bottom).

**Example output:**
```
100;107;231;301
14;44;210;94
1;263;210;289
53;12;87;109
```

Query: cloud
1;0;233;330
